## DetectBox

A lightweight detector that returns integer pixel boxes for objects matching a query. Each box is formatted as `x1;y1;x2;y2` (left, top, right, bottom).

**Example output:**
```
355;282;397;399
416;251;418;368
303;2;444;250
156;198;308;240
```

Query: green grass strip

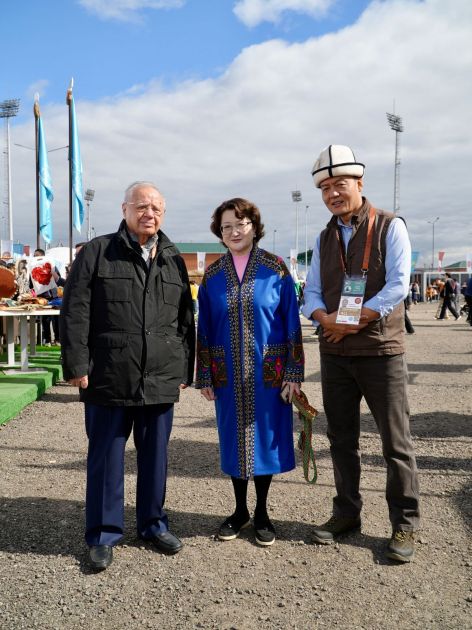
0;346;63;426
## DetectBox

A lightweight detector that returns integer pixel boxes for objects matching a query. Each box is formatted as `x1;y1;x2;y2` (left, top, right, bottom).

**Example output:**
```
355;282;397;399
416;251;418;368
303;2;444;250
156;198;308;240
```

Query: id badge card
336;275;367;325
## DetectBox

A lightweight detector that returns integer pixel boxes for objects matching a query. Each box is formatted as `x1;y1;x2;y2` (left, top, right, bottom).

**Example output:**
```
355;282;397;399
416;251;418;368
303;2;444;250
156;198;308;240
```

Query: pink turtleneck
231;252;250;282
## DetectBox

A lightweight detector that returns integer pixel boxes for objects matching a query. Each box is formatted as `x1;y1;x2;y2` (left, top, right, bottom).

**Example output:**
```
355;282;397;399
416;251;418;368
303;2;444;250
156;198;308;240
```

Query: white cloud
78;0;185;22
10;0;472;268
233;0;333;27
26;80;50;100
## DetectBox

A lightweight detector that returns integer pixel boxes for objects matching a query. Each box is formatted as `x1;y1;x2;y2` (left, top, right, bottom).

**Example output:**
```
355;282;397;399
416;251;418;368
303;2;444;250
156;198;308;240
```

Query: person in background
425;285;435;302
189;280;199;317
13;259;29;299
196;198;304;547
438;273;461;321
434;279;449;319
60;181;195;570
404;295;415;334
463;276;472;325
32;248;65;345
302;144;419;563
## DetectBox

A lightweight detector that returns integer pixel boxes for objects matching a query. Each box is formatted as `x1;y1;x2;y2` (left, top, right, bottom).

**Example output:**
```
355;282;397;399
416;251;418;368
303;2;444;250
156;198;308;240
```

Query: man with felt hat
302;145;420;562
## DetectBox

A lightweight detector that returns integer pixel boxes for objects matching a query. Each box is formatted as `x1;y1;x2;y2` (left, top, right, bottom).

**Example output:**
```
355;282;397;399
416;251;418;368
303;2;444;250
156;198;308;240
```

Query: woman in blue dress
196;198;304;546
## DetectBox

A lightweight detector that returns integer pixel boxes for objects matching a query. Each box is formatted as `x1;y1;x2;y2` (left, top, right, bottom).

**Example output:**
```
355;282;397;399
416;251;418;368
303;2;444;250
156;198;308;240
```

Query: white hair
123;181;166;208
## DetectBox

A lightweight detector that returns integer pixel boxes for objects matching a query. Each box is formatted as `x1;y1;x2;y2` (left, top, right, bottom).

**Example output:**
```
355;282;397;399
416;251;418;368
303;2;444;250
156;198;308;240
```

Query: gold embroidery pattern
259;249;291;278
263;343;288;388
196;337;212;388
209;345;227;388
202;256;226;284
284;327;305;382
241;251;258;476
224;249;258;478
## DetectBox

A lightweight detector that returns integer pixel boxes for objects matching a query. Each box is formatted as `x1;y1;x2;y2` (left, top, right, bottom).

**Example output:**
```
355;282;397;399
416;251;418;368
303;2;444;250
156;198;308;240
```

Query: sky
1;0;471;270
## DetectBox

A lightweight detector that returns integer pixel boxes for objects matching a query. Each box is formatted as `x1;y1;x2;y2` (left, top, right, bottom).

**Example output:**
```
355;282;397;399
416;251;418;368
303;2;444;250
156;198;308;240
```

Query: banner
290;249;299;281
67;86;84;232
410;251;420;274
28;256;57;296
466;253;472;273
197;252;206;272
438;251;445;273
37;115;54;244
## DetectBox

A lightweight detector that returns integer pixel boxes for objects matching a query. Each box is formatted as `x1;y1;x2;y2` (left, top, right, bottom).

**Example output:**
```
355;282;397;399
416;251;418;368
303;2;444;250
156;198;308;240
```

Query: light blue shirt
301;215;411;320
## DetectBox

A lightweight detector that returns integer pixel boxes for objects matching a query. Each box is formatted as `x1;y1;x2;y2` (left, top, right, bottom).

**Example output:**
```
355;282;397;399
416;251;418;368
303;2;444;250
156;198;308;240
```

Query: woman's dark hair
210;198;265;246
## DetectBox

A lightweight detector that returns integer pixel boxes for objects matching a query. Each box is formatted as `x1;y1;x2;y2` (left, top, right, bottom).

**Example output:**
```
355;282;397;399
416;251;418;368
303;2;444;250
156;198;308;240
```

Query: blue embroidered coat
196;246;304;478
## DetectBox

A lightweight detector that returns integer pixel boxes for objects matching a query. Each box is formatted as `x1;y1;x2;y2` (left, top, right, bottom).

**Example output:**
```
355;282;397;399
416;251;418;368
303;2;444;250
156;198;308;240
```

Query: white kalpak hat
311;145;365;188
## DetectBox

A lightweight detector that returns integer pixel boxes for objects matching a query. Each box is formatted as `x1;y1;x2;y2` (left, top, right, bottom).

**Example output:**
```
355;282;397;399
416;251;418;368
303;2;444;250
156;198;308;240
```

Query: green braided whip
293;391;318;484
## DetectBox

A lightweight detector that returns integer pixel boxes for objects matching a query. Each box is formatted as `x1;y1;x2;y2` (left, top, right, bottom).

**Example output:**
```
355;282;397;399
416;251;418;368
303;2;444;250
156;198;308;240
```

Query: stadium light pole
304;205;309;276
386;111;404;214
84;188;95;241
0;98;20;242
291;190;302;254
272;229;277;254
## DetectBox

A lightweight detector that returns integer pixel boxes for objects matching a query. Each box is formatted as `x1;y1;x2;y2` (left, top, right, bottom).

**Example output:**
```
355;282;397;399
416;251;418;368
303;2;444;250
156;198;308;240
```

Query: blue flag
69;95;84;232
38;116;54;244
411;251;420;274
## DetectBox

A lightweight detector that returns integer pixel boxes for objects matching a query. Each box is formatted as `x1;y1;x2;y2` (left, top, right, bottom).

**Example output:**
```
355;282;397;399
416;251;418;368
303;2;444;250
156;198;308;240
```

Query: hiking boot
218;512;251;541
312;515;361;545
386;530;415;562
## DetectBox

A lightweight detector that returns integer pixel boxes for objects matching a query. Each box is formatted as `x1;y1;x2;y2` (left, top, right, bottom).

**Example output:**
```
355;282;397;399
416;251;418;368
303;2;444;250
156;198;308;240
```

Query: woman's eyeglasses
220;220;252;235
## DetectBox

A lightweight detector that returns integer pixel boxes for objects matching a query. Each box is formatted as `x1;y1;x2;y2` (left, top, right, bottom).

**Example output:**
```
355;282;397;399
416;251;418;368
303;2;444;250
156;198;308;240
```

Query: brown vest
319;198;405;356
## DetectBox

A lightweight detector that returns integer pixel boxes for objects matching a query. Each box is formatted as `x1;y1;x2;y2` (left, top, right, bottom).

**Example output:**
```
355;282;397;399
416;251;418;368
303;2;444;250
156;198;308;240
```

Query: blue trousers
84;403;174;547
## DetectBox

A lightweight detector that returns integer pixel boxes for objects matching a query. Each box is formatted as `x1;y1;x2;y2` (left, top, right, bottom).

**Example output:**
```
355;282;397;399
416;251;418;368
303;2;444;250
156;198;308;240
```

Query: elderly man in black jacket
60;181;195;570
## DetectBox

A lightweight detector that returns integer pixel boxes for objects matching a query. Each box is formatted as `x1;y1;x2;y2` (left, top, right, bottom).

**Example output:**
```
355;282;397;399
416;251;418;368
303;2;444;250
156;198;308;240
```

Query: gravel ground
0;301;471;630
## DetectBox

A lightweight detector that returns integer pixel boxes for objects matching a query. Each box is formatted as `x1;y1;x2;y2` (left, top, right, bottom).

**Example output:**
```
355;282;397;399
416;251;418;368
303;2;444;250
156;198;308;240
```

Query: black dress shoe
143;531;183;555
89;545;113;570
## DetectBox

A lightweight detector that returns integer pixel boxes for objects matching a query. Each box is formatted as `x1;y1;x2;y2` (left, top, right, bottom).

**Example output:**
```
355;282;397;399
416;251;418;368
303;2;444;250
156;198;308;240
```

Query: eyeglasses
220;220;252;235
127;202;166;216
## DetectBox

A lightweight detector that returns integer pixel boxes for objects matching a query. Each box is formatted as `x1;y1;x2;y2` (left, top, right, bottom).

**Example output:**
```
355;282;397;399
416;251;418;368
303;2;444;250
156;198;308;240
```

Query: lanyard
335;206;376;277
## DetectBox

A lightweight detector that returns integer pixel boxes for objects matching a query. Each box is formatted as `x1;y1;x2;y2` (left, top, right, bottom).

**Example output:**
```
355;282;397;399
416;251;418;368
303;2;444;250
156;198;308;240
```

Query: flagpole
67;79;73;264
33;95;40;250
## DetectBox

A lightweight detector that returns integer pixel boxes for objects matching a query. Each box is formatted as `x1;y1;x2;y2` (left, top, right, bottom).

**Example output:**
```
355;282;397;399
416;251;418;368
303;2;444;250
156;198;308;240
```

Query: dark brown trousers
320;353;420;531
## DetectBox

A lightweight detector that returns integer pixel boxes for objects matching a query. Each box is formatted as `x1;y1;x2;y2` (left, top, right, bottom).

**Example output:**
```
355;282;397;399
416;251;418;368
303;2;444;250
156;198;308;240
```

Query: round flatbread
0;266;16;298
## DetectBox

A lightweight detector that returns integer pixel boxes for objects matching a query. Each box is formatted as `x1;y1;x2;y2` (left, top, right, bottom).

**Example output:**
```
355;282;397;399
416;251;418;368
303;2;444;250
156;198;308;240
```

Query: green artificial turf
0;346;63;425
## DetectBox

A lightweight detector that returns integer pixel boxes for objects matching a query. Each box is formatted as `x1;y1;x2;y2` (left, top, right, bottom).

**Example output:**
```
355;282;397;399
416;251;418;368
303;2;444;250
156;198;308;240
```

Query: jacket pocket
89;333;132;396
97;270;133;301
161;266;183;307
95;272;133;329
149;334;185;389
263;343;287;388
